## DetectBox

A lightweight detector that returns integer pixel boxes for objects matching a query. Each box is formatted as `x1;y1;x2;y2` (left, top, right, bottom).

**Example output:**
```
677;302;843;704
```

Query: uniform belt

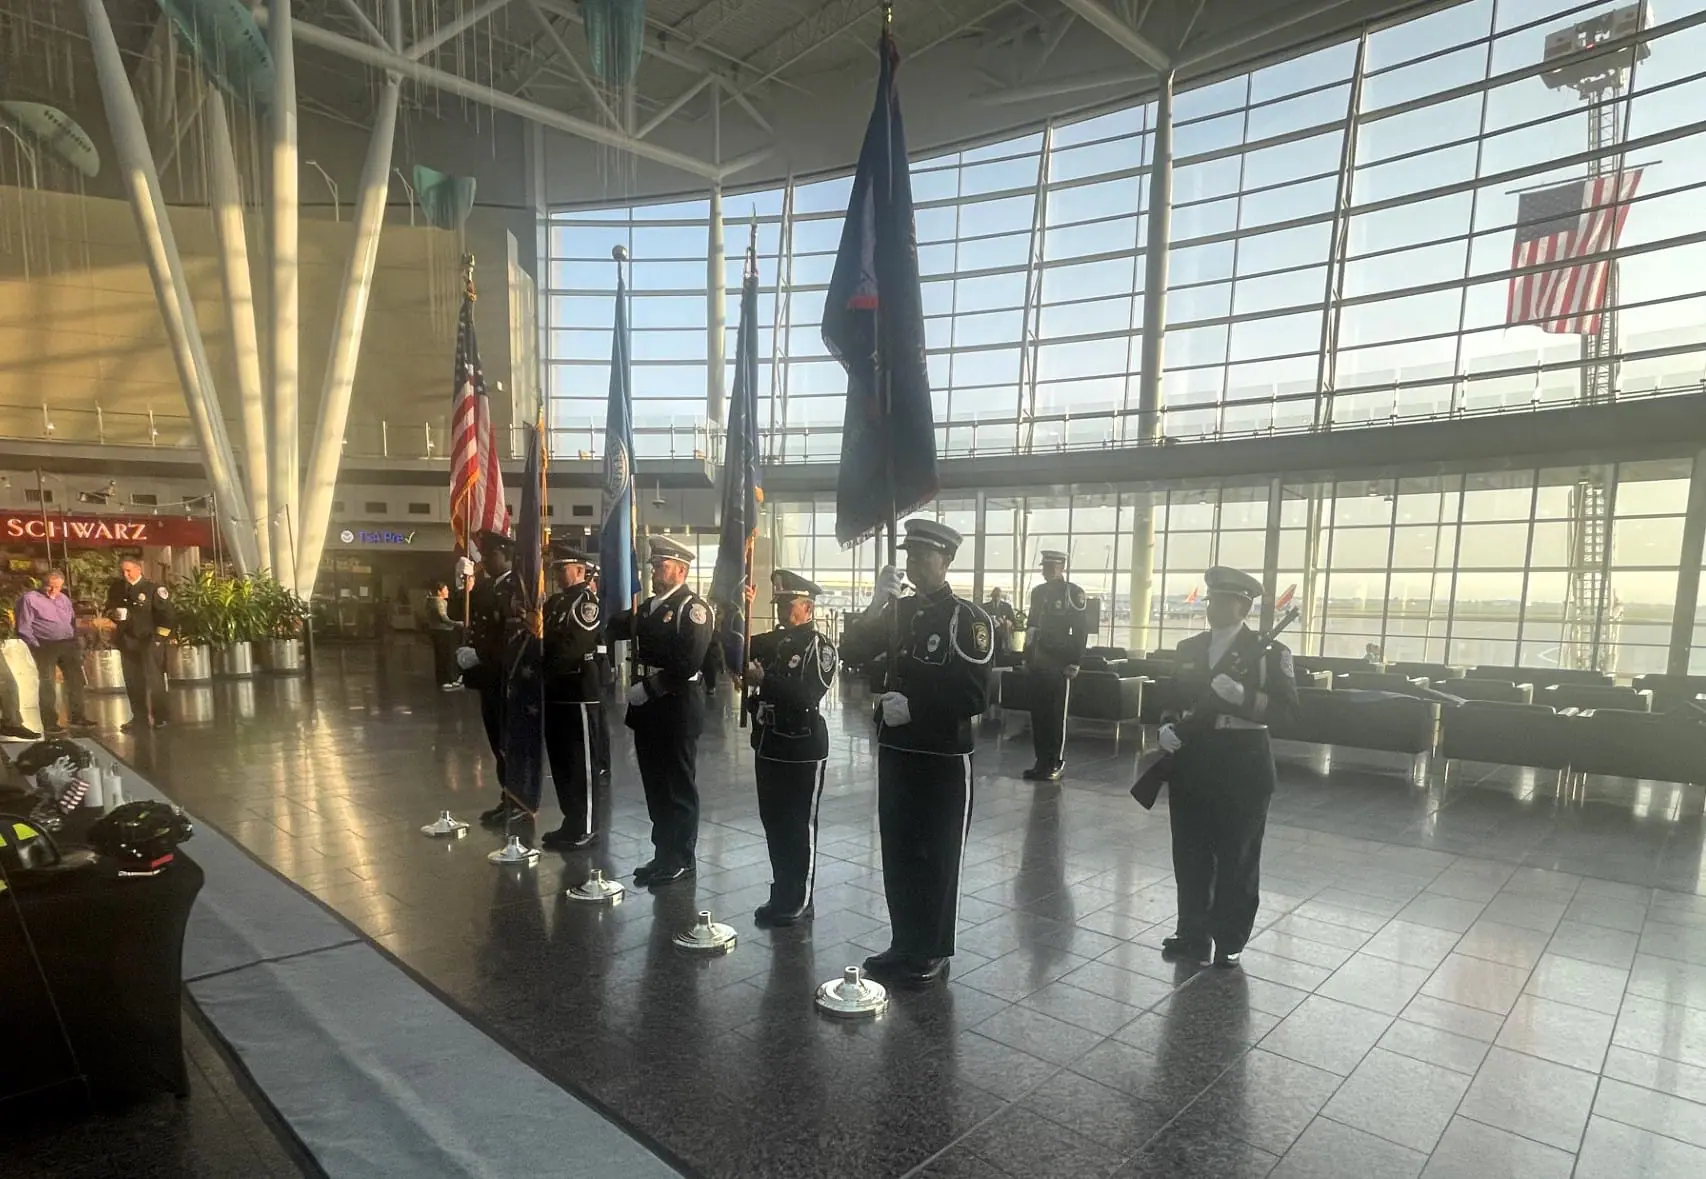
1212;715;1266;731
636;665;700;681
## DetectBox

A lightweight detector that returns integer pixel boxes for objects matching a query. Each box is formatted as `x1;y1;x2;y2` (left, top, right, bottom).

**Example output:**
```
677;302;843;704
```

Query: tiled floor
0;1005;315;1179
70;642;1706;1176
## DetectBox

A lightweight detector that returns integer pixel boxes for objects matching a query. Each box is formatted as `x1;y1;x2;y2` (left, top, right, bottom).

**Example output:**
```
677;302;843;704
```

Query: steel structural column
295;7;402;597
1126;69;1175;655
269;0;301;585
707;182;727;425
80;0;258;573
205;89;272;568
1667;449;1706;677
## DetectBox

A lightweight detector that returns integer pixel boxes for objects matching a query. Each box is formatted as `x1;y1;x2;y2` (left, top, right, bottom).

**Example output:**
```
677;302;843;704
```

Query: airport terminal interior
6;0;1706;1176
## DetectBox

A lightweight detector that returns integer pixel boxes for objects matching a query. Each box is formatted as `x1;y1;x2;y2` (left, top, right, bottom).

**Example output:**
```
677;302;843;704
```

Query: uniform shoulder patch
1067;584;1086;610
1276;644;1295;680
156;586;169;600
817;639;837;680
575;598;599;628
951;604;994;665
688;602;709;626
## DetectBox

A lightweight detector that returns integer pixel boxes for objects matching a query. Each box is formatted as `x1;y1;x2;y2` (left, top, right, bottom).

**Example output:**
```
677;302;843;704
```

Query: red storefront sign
1;513;214;548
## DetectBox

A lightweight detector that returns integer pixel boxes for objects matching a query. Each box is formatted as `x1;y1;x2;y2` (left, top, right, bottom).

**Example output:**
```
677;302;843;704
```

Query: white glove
874;565;905;603
455;647;479;670
626;683;649;707
1211;674;1245;706
1158;723;1183;753
879;691;912;727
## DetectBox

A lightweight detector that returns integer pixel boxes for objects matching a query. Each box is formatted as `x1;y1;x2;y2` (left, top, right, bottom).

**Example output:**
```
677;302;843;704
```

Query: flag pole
614;245;640;668
739;219;758;730
460;254;476;630
879;4;900;692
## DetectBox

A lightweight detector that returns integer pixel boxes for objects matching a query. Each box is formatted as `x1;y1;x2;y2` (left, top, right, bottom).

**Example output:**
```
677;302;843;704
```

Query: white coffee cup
114;607;128;621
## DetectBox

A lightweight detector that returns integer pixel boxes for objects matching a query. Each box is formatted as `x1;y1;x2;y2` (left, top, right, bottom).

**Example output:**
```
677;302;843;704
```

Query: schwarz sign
338;528;415;546
1;514;213;548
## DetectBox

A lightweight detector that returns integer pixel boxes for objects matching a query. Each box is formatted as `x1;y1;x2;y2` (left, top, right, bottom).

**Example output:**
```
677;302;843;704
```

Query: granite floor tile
1268;1117;1424;1179
1174;1048;1344;1157
945;1031;1062;1102
1480;893;1569;934
1420;954;1531;1015
1613;993;1706;1066
1259;995;1393;1076
1452;918;1553;969
973;1004;1108;1067
1016;979;1149;1035
1018;1070;1172;1156
1574;1115;1706;1179
1235;949;1333;992
1291;899;1390;934
1393;893;1487;934
1245;930;1358;972
1112;1124;1279;1179
1626;952;1706;1013
1057;960;1178;1012
1357;921;1463;972
1264;913;1375;952
1601;1044;1706;1107
956;1106;1126;1179
1316;953;1432;1016
1546;919;1640;969
1417;1116;1574;1179
1321;1047;1470;1153
1456;1046;1598;1152
1493;993;1615;1073
1399;993;1506;1042
1522;952;1629;1016
1593;1077;1706;1150
1375;1019;1491;1076
1565;893;1650;934
955;949;1092;1003
1068;1038;1221;1116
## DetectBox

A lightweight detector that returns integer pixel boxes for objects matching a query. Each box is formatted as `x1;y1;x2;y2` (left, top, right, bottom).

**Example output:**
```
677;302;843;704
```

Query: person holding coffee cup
104;555;175;733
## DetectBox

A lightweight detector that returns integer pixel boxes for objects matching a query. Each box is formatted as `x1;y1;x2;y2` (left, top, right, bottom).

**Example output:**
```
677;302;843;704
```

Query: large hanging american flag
449;270;509;551
1506;170;1642;336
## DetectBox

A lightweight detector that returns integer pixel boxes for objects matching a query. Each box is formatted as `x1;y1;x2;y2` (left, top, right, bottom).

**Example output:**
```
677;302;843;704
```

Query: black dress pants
543;698;598;837
1168;729;1276;954
31;640;86;727
627;692;704;868
1029;671;1071;768
120;642;166;724
877;746;974;960
476;680;506;787
755;757;827;909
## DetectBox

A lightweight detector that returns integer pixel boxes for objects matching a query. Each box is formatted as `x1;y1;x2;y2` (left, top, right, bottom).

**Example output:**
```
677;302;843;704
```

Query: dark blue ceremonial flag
501;413;546;814
711;248;763;671
599;269;640;607
822;28;938;549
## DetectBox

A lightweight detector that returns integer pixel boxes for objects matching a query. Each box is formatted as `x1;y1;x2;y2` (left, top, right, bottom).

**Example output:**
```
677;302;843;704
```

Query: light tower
1539;3;1649;671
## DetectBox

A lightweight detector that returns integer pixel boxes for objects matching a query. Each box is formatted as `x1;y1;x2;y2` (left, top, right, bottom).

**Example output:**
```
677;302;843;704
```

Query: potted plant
206;572;261;679
77;614;126;694
252;574;310;674
164;569;215;683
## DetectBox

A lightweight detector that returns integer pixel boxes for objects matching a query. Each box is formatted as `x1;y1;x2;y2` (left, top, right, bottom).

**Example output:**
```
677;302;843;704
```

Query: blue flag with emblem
711;239;763;673
600;265;639;608
501;412;547;814
822;26;938;549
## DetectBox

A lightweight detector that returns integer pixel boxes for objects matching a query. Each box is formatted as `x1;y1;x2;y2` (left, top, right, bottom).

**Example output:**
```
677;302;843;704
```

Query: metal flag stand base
487;834;540;866
673;910;738;954
420;810;470;839
814;966;889;1019
565;867;625;904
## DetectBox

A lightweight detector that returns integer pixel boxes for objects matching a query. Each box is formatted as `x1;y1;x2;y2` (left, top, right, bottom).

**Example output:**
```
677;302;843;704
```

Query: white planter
260;639;305;674
212;642;256;678
165;644;213;683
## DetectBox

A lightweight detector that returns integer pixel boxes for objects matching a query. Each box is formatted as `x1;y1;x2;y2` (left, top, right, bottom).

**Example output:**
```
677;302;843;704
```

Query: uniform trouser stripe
1057;679;1071;763
803;761;826;906
579;703;594;835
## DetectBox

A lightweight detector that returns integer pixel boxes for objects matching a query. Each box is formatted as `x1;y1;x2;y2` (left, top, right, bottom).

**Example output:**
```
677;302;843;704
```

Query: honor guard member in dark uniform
1158;566;1299;969
606;535;714;887
840;519;992;988
540;545;602;850
1024;550;1089;781
744;570;836;927
984;587;1018;660
105;555;175;732
456;531;523;827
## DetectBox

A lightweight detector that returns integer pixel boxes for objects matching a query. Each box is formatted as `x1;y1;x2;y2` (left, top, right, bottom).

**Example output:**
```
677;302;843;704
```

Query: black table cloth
0;804;203;1105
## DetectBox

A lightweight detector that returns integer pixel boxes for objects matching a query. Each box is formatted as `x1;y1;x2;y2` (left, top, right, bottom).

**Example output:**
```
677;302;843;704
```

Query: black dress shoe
1161;936;1210;964
1039;764;1063;782
756;902;813;928
478;800;518;827
539;828;598;851
3;722;41;739
861;948;908;981
151;718;168;729
891;957;950;988
45;726;68;738
69;718;96;731
645;863;696;887
1213;947;1243;970
1020;765;1044;781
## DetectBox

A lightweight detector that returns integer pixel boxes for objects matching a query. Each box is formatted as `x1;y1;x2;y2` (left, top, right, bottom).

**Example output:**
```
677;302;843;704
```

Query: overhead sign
1;513;213;548
338;528;415;546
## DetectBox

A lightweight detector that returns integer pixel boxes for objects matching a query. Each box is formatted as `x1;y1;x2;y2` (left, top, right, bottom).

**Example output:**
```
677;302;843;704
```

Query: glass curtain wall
546;0;1706;459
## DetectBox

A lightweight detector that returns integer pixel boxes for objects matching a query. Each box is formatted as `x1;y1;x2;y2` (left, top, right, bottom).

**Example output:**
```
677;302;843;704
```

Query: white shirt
1207;623;1243;670
647;582;687;615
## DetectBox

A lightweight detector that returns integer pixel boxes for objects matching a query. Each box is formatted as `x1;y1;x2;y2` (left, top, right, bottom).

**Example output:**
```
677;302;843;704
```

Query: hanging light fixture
581;0;646;88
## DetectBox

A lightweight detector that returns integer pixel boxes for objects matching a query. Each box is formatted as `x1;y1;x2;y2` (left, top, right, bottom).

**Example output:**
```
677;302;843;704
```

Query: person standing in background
105;555;174;733
15;570;92;735
423;580;463;691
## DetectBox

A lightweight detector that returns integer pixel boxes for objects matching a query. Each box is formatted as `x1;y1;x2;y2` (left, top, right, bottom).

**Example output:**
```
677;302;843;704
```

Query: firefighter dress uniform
540;545;602;850
1024;551;1089;781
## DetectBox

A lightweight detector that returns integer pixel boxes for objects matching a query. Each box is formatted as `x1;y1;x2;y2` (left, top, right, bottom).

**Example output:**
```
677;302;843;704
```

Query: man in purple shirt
15;570;91;735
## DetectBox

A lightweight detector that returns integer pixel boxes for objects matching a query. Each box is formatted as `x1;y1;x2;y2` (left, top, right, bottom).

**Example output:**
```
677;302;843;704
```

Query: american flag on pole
449;269;509;552
1506;170;1642;335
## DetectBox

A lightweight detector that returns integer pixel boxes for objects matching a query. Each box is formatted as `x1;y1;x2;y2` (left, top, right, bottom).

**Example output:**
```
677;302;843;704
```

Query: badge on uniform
576;599;598;627
926;634;941;653
689;603;708;625
663;611;674;623
135;592;146;604
156;587;169;600
788;654;801;668
971;621;991;655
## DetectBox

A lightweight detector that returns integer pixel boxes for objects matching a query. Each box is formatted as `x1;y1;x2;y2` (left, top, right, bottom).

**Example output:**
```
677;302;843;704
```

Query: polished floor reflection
103;642;1706;1177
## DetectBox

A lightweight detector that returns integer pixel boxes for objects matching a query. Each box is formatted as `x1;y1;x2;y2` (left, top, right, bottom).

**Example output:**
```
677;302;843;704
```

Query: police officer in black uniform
1024;550;1089;781
540;544;602;851
1157;566;1299;969
606;536;714;887
104;555;175;732
744;570;837;927
456;530;522;826
840;519;993;988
